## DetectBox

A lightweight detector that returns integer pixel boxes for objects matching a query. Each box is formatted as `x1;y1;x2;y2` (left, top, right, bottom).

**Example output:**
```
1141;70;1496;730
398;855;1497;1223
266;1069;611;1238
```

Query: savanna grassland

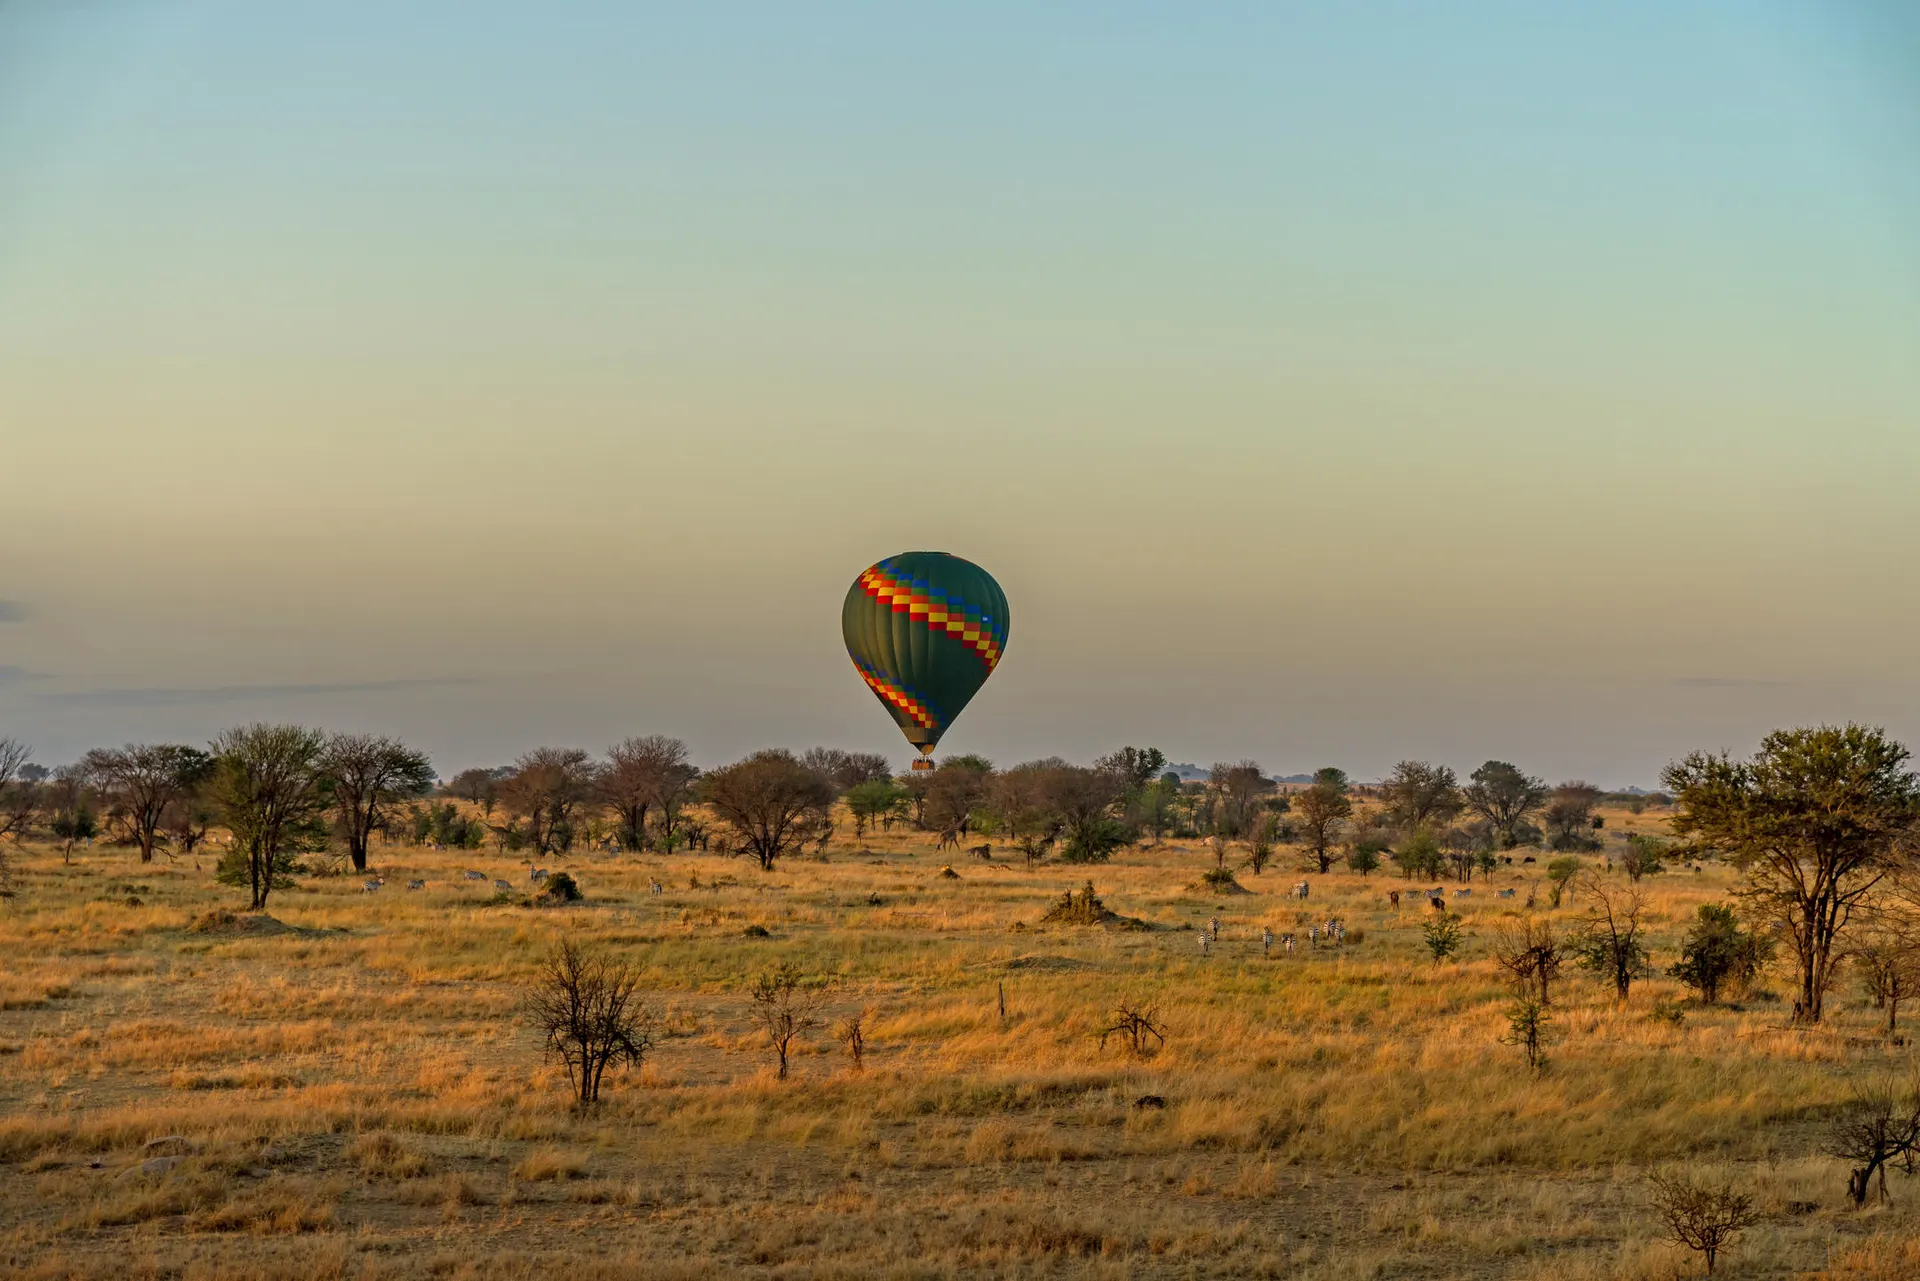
2;806;1917;1280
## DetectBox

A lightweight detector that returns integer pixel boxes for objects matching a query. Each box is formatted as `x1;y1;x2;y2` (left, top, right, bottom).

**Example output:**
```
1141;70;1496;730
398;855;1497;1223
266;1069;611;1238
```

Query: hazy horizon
3;3;1917;785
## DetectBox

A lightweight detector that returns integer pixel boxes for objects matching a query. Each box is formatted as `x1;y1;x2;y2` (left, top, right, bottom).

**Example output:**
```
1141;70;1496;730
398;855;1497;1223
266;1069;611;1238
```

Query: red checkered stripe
853;661;938;730
856;566;1003;670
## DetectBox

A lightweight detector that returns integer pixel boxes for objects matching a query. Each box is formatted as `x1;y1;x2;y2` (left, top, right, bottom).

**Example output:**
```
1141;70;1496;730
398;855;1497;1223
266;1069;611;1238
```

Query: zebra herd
1197;916;1348;957
359;864;550;894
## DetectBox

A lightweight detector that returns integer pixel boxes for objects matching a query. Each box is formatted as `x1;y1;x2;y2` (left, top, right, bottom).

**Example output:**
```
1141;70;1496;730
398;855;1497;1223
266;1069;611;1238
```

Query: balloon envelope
842;552;1009;756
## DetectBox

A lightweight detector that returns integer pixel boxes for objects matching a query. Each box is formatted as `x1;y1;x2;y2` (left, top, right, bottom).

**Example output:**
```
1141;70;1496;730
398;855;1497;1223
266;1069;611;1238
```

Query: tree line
1;723;1916;1027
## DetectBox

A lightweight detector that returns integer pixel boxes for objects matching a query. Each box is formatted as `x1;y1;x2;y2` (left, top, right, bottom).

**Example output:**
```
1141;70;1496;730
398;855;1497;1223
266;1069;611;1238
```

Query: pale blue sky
1;3;1916;783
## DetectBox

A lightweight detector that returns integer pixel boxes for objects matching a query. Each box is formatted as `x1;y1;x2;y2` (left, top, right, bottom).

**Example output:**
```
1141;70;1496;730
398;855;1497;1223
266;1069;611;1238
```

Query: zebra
648;880;663;895
530;867;549;883
1262;926;1274;956
361;879;383;893
1284;934;1295;954
406;879;425;891
463;870;487;882
1209;915;1222;939
1456;888;1472;898
1198;932;1211;957
493;879;513;892
1291;881;1311;900
1308;925;1320;947
1497;888;1516;899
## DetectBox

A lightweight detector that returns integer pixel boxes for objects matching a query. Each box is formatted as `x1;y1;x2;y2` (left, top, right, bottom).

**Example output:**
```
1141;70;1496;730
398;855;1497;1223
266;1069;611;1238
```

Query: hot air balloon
842;552;1008;770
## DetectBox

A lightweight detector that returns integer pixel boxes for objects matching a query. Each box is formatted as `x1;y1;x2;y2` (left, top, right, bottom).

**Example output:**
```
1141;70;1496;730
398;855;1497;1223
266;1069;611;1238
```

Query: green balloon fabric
842;552;1009;756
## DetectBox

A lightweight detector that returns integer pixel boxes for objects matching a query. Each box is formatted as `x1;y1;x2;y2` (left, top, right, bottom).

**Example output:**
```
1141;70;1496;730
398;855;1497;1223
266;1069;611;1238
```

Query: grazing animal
1284;934;1295;954
1456;888;1471;898
1262;927;1274;956
463;870;486;882
1428;896;1445;910
967;844;991;860
1291;881;1310;900
362;879;383;893
407;879;425;891
1309;925;1319;947
1497;888;1515;899
649;880;663;894
1389;890;1400;908
492;879;513;892
1198;933;1211;956
1522;856;1536;864
1209;915;1222;938
530;867;549;882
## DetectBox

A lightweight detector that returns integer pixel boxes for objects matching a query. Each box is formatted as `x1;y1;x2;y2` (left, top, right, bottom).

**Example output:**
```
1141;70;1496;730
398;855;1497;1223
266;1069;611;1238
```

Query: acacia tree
447;766;507;816
209;724;331;911
701;750;835;871
1208;761;1272;847
83;744;214;864
1545;781;1605;851
801;747;893;792
1665;725;1920;1024
1465;761;1550;848
601;735;697;852
1381;760;1463;831
321;734;435;872
501;748;598;857
1294;767;1353;873
1051;764;1131;864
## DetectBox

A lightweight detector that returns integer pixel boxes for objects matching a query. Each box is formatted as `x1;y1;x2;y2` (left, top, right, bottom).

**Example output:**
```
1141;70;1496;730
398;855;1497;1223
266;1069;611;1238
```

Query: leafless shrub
525;938;654;1105
750;962;826;1080
836;1007;870;1071
1098;1003;1166;1059
1647;1170;1760;1275
1492;918;1564;1005
1830;1074;1920;1208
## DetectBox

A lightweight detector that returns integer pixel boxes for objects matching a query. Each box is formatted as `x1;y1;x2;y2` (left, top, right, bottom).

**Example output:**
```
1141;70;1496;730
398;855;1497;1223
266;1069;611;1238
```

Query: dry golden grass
1;803;1916;1277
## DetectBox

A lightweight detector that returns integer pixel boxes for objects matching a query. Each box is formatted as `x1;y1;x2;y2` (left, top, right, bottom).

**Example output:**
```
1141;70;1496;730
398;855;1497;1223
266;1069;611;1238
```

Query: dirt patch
999;955;1096;972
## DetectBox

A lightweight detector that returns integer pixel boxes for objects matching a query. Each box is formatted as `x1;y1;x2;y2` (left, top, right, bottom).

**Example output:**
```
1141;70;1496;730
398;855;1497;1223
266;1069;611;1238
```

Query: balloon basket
910;759;935;772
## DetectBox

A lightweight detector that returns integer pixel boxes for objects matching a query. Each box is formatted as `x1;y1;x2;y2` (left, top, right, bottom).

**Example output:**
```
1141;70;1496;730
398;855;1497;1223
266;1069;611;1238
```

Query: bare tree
1492;918;1564;1006
1665;725;1920;1023
750;962;826;1080
525;938;654;1105
835;1007;870;1071
601;735;697;852
1830;1074;1920;1207
1572;879;1650;1002
209;724;331;911
321;734;435;872
1647;1171;1760;1274
0;739;28;792
0;739;34;845
1098;1003;1167;1058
